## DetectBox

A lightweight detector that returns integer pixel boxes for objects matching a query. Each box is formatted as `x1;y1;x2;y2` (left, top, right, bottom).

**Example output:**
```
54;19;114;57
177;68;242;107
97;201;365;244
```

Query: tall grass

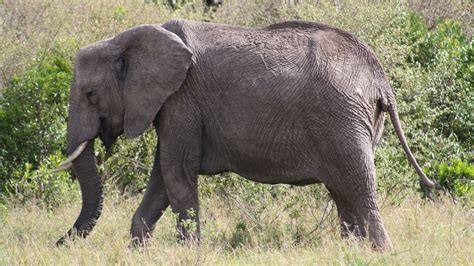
2;0;470;90
0;194;472;264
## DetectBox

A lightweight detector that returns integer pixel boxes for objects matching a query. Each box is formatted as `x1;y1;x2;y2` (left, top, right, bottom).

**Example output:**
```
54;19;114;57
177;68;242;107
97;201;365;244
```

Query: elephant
53;19;435;251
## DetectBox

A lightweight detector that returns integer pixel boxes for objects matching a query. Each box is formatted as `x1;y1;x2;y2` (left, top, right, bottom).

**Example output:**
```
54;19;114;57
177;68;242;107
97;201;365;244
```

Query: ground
1;193;472;264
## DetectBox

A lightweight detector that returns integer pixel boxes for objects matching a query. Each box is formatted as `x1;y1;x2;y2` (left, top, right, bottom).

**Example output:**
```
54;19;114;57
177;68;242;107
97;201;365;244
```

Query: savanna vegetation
0;0;472;264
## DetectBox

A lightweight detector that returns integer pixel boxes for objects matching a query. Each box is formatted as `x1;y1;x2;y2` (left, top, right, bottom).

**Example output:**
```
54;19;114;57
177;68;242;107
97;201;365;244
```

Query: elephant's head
54;25;192;245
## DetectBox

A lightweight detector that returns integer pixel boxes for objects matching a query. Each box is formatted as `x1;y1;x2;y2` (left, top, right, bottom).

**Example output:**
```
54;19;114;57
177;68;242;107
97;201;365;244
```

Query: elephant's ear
111;25;192;138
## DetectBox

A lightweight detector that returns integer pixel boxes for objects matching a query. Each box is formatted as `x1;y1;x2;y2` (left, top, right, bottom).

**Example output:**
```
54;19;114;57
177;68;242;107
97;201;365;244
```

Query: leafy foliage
5;152;79;209
402;14;473;148
425;160;474;203
374;12;472;204
99;132;157;195
0;50;72;197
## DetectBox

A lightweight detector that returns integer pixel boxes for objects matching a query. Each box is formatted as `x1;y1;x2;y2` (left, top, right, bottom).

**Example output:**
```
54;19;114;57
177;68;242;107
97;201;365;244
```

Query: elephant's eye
85;89;97;104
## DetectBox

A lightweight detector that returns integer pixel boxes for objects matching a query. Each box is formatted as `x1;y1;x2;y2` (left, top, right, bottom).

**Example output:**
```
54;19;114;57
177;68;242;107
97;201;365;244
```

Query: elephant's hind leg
329;171;392;251
324;140;393;251
328;190;357;239
357;195;392;251
131;148;170;245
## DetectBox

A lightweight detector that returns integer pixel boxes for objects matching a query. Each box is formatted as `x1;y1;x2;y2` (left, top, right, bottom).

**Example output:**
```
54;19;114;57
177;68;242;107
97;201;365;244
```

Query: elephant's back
264;20;388;98
173;19;385;133
179;19;384;98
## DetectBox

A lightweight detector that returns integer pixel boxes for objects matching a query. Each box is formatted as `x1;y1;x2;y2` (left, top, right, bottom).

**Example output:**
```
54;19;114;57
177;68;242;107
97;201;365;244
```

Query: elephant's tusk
63;141;88;165
52;141;88;173
52;162;73;173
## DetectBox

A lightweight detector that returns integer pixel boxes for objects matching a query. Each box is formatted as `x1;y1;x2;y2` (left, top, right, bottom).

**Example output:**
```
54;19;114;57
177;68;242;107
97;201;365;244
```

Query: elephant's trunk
56;141;103;246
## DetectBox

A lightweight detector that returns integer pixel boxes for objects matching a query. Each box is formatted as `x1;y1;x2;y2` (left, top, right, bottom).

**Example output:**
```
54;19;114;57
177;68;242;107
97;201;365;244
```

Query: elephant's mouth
99;118;120;153
54;118;120;173
99;128;115;153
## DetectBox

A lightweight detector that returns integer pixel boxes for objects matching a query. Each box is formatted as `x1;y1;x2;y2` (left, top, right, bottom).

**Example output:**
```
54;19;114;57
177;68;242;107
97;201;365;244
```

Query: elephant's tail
380;91;437;198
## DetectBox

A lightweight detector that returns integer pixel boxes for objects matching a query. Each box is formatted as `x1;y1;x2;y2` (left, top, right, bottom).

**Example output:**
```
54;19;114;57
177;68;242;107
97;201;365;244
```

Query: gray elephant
54;19;435;251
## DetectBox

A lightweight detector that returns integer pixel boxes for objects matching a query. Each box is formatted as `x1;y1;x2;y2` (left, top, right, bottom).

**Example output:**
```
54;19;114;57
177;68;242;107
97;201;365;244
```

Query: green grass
0;194;472;264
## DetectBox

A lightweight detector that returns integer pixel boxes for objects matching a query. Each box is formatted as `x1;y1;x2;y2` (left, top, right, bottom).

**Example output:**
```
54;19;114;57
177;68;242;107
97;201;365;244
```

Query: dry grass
0;0;422;91
0;193;472;265
408;0;473;37
3;0;471;92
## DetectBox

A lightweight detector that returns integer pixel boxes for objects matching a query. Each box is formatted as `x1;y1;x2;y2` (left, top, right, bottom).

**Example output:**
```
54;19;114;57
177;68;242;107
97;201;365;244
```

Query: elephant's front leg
131;147;170;245
166;174;200;242
160;142;202;242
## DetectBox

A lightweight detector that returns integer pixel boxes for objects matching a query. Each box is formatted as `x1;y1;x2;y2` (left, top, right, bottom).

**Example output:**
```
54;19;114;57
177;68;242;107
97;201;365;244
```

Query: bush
374;12;472;204
0;49;72;195
100;131;157;195
425;160;473;204
5;152;79;209
402;13;473;148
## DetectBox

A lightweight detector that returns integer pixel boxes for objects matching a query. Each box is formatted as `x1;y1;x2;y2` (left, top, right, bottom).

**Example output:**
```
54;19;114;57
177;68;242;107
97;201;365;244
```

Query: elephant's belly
199;103;329;184
237;171;323;186
231;159;324;185
199;137;325;185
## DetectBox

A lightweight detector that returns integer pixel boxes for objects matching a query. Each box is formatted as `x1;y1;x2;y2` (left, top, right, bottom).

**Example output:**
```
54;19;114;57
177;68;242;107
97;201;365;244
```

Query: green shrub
406;14;469;68
100;131;157;195
374;12;472;204
5;152;79;209
112;5;128;22
401;13;473;148
0;49;72;194
230;221;251;248
425;160;473;203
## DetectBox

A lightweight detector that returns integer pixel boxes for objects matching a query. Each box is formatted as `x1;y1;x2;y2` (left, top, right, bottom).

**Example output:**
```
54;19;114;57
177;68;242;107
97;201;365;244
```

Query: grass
1;0;470;91
0;193;472;264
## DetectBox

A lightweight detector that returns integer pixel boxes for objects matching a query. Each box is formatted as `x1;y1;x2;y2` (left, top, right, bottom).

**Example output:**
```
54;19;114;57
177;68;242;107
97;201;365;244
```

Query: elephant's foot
130;213;155;248
338;211;393;252
364;211;393;252
176;217;201;244
349;207;393;252
331;191;393;252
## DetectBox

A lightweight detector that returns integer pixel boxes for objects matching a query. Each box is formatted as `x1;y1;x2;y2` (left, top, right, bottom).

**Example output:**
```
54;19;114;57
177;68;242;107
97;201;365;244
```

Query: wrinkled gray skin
58;19;435;251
